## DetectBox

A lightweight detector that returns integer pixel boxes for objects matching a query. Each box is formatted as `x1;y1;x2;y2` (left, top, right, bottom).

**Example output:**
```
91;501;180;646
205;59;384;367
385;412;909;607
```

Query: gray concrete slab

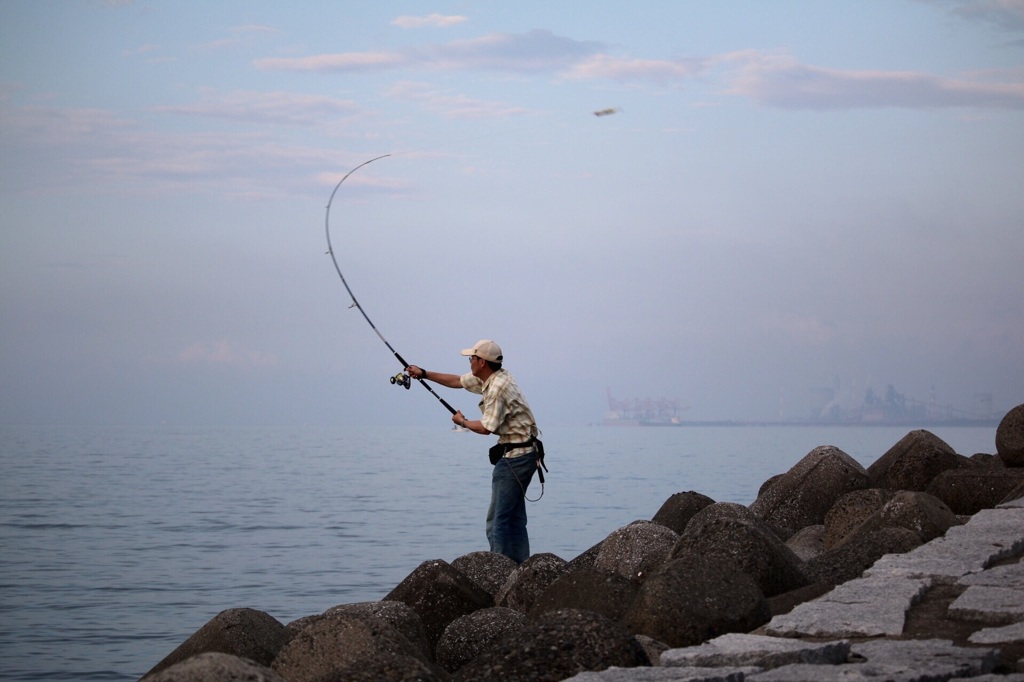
750;639;999;681
826;575;928;605
950;585;1024;625
850;638;1000;673
763;577;928;638
959;561;1024;588
764;601;901;638
748;663;916;681
660;633;849;670
861;505;1024;585
866;539;1003;583
969;620;1024;645
563;666;759;681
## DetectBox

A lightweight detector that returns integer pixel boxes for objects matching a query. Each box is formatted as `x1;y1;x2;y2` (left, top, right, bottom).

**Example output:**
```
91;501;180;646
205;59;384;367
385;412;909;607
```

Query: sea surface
0;423;999;681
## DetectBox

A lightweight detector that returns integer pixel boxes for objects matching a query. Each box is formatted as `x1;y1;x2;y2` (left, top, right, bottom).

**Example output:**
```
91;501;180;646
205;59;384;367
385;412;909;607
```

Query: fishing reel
389;372;412;390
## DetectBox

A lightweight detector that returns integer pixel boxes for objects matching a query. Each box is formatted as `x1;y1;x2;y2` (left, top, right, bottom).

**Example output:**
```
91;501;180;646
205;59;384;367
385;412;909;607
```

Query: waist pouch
489;437;547;470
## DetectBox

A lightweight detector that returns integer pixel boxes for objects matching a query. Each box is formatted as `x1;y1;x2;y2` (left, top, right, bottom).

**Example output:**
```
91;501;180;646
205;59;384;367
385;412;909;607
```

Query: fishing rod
324;154;458;416
325;155;546;501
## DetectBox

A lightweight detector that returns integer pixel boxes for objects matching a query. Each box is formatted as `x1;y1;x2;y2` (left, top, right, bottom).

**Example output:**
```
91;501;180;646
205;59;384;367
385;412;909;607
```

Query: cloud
255;51;406;72
392;13;468;29
725;49;1024;109
176;340;278;369
385;81;530;119
0;94;357;197
0;99;134;143
426;29;604;72
153;89;360;126
0;98;142;193
122;43;161;57
762;311;840;348
202;24;279;50
255;29;603;74
250;29;1024;113
231;23;278;36
921;0;1024;32
561;53;709;84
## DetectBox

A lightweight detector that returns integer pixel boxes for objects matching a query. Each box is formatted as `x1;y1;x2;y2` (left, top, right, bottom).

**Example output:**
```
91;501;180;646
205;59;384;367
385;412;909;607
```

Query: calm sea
0;423;997;681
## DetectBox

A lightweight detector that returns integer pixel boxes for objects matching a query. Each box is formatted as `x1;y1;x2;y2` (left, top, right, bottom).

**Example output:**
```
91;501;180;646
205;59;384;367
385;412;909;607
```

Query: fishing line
324;109;618;498
324;153;458;416
324;150;550;499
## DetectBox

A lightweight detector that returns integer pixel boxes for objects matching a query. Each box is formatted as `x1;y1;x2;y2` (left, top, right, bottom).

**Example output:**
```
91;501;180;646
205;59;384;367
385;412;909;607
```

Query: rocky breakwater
139;404;1024;681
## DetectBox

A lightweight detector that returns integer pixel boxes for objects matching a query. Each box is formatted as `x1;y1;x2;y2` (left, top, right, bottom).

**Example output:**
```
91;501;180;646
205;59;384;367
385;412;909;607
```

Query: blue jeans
486;452;537;564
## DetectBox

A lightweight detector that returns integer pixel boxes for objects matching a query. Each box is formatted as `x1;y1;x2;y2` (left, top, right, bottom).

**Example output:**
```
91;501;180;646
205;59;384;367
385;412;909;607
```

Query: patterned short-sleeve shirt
461;369;537;446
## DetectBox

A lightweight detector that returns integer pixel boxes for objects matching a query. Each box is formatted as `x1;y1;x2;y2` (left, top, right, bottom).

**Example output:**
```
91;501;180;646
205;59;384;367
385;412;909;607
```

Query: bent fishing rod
324;154;458;416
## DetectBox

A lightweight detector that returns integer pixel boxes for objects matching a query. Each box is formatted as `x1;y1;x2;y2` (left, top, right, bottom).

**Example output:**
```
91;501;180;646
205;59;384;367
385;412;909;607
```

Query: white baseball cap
460;339;503;363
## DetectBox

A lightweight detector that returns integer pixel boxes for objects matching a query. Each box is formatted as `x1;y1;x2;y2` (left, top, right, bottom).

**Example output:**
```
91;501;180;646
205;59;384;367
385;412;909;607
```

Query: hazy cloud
922;0;1024;31
202;24;279;51
385;81;530;119
122;43;161;57
392;13;468;29
251;31;1024;112
726;50;1024;109
231;23;278;35
1;99;138;193
255;29;603;74
562;53;709;84
176;340;278;369
153;89;360;126
255;51;406;72
0;95;348;196
425;29;603;72
762;311;840;348
1;100;133;143
88;131;349;197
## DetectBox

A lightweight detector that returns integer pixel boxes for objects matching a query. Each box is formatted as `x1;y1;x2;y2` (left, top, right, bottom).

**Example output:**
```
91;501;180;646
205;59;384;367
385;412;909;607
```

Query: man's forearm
408;365;462;389
454;412;491;434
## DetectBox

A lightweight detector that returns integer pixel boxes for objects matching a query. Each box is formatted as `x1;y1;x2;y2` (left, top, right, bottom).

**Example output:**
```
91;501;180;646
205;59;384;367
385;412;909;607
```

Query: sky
1;0;1022;428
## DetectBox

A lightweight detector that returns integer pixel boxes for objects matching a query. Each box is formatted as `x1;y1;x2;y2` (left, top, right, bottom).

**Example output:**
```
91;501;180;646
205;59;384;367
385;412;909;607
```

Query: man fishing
406;339;541;564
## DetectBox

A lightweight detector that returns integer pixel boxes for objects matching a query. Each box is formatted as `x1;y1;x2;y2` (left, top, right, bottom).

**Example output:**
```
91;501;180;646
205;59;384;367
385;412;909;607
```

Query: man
406;339;540;563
